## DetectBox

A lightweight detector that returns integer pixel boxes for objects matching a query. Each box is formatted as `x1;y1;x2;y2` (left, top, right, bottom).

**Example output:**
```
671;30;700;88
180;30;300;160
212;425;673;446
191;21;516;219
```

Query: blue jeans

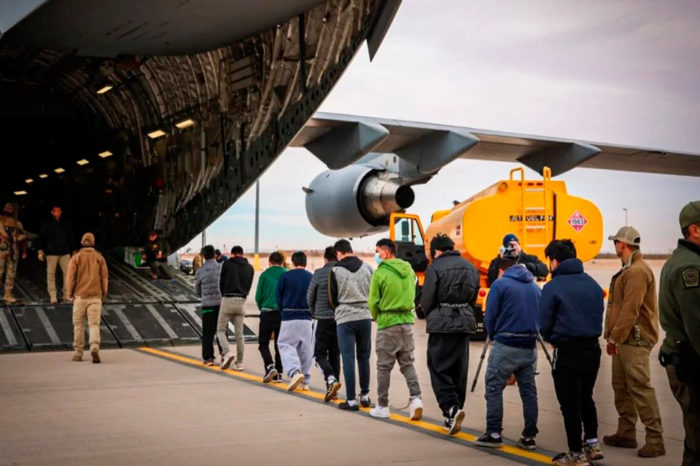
485;341;538;437
337;319;372;401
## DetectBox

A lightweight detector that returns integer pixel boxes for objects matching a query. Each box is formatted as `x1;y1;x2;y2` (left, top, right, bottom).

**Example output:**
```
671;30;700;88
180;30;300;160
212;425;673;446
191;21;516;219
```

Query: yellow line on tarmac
137;346;552;464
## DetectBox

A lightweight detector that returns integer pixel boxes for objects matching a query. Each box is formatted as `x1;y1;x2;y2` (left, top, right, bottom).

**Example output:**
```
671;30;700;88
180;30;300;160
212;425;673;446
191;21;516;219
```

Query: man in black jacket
421;234;480;435
540;239;605;465
38;205;77;304
486;233;548;286
307;246;341;401
218;245;254;370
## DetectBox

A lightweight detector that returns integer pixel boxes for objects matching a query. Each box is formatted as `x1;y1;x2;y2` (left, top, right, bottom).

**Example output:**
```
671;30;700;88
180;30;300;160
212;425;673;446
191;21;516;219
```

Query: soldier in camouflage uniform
0;202;27;303
659;200;700;466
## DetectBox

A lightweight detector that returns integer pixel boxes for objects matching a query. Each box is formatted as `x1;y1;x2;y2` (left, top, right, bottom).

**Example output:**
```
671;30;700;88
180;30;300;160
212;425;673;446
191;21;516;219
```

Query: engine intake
304;165;415;238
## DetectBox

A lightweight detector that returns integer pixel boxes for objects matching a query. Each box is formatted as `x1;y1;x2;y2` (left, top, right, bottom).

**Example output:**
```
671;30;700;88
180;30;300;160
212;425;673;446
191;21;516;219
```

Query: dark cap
679;201;700;229
502;233;519;247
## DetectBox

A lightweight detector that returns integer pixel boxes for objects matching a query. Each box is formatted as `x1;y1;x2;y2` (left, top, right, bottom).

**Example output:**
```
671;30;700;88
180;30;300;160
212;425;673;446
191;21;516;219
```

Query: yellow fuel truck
389;167;603;338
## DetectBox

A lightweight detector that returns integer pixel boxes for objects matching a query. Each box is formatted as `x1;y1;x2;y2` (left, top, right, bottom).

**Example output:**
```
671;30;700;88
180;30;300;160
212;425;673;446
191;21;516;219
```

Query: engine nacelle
305;165;415;238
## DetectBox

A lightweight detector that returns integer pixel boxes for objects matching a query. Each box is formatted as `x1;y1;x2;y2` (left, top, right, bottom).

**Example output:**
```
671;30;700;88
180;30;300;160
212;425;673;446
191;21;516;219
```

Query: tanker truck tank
423;167;603;285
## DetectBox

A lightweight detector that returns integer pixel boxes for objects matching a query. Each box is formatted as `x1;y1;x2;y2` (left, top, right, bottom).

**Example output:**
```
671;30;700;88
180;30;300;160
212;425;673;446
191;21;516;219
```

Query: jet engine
304;164;415;238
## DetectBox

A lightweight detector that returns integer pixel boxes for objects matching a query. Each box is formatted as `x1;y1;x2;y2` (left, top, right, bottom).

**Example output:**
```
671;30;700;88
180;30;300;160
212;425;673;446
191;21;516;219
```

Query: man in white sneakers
368;238;422;421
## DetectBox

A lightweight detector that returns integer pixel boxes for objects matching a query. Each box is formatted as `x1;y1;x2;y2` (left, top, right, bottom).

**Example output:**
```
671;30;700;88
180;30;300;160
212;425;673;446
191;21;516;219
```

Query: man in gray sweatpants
276;251;314;391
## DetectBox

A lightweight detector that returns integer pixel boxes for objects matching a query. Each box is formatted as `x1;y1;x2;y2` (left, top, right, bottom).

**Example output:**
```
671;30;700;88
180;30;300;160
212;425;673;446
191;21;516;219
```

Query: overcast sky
182;0;700;255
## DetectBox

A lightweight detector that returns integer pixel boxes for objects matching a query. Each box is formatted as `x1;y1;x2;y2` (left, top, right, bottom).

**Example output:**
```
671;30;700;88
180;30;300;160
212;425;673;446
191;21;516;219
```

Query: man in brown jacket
67;233;108;363
603;226;664;458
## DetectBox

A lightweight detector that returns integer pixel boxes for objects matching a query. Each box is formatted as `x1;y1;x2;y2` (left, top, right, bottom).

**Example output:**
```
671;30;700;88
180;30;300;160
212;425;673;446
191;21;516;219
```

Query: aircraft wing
290;112;700;177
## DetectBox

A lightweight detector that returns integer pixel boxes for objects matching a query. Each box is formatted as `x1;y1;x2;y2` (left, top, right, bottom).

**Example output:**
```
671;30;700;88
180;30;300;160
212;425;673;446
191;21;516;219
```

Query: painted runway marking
137;346;555;465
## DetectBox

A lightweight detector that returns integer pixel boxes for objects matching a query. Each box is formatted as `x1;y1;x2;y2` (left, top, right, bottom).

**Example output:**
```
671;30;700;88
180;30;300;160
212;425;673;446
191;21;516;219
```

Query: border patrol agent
659;201;700;466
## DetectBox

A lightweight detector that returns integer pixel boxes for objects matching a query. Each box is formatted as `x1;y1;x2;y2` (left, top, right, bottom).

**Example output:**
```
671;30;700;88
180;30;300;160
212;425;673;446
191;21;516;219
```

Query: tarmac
0;258;686;465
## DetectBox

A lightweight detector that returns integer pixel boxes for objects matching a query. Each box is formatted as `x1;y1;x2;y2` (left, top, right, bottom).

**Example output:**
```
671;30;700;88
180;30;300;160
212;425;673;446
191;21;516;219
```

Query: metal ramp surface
175;303;259;342
11;305;119;351
0;308;27;352
2;253;257;353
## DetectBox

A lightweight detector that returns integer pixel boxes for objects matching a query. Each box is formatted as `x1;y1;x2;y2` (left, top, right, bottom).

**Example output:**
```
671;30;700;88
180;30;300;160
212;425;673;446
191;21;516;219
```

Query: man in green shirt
659;200;700;466
368;238;422;421
255;251;286;383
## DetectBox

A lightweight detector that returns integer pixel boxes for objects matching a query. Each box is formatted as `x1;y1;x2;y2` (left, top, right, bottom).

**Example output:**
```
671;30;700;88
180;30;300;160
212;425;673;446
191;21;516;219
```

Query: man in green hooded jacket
368;238;422;421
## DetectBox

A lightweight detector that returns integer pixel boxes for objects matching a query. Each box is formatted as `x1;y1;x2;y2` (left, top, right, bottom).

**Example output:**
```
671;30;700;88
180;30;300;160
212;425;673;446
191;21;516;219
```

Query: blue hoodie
276;268;313;321
540;258;603;344
484;265;541;348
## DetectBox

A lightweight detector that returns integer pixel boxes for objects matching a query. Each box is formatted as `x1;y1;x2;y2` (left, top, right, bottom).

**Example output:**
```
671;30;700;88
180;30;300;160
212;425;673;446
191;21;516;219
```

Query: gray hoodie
330;256;373;325
307;261;336;319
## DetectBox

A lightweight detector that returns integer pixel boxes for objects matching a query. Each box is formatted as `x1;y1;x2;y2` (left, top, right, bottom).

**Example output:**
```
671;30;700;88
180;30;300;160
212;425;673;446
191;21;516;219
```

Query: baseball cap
608;226;641;246
81;232;95;246
679;200;700;228
502;233;519;247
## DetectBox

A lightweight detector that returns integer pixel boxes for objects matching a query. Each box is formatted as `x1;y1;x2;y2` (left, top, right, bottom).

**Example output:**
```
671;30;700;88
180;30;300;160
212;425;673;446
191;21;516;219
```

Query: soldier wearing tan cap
66;233;108;363
658;200;700;466
602;225;665;458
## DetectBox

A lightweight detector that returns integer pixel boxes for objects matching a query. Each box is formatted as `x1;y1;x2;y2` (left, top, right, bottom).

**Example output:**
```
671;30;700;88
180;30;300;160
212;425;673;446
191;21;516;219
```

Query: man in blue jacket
541;240;604;466
477;247;541;450
276;251;314;391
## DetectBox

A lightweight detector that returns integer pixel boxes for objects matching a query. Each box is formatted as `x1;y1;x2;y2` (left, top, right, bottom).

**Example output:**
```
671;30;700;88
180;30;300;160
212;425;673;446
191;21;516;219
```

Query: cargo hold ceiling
0;0;398;249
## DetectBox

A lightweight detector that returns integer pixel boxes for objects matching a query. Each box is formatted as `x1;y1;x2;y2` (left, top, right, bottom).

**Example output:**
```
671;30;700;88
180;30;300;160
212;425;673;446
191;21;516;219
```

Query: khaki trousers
375;324;421;407
217;297;246;363
47;254;70;301
72;297;102;354
611;345;664;446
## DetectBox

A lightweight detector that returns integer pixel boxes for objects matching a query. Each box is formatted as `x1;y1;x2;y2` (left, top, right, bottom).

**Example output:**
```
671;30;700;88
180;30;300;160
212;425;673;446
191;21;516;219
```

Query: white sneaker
409;397;423;421
369;405;390;418
287;372;304;391
220;352;235;370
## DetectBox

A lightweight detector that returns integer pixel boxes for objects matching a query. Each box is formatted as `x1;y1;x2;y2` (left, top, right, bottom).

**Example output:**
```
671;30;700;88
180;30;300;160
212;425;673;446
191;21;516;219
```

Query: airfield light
147;129;167;139
14;190;27;196
96;84;113;95
39;173;48;179
98;150;113;158
77;159;90;166
175;118;195;129
25;178;33;184
54;167;65;174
